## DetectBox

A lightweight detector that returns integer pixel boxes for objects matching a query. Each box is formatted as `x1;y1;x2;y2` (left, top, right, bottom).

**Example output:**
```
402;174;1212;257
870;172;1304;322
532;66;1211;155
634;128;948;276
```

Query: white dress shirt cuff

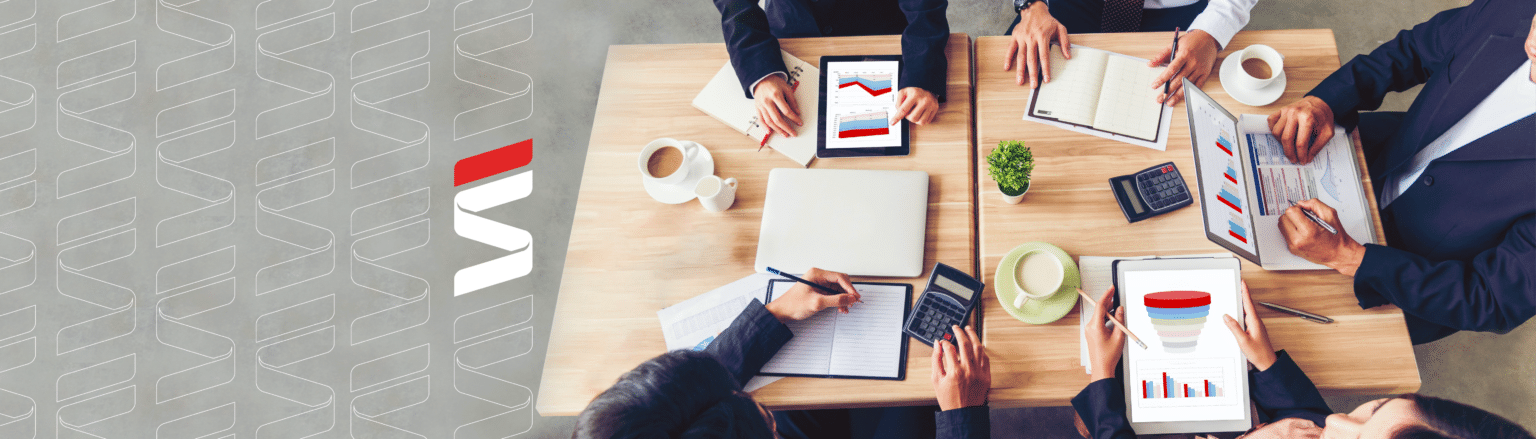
749;71;788;98
1187;17;1239;50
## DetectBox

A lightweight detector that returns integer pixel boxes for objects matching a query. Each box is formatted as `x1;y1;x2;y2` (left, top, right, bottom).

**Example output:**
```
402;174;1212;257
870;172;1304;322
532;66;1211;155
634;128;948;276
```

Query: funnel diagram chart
1145;291;1212;353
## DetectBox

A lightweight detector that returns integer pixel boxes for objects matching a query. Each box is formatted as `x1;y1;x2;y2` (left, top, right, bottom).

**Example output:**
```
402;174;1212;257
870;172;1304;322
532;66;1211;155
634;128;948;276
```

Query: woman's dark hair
573;350;774;439
1390;394;1534;439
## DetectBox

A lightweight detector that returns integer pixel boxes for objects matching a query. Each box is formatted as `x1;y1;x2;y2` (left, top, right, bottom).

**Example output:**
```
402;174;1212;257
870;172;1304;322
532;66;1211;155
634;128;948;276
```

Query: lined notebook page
1090;56;1165;140
759;281;908;378
827;283;907;378
1032;46;1109;126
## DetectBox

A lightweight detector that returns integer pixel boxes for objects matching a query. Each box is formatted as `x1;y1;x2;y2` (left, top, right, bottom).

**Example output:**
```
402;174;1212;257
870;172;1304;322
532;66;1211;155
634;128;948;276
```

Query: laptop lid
1182;79;1262;266
755;168;929;278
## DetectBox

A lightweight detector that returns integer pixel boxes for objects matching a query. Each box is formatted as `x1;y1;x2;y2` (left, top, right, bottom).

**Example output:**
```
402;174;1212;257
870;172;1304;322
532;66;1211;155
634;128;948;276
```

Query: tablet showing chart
1185;83;1259;261
819;58;908;154
1117;262;1250;430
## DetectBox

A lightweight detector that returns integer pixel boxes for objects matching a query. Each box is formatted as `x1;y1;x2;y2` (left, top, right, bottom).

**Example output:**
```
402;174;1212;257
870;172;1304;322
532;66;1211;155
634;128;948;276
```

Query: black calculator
903;263;984;347
1109;162;1193;223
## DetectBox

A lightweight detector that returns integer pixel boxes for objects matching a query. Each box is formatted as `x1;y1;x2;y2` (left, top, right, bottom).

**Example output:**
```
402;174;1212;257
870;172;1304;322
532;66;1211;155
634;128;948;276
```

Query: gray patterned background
0;0;547;437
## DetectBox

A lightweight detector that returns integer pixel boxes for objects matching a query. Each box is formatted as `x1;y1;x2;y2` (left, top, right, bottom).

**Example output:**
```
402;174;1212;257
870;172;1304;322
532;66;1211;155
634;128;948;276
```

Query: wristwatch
1014;0;1041;13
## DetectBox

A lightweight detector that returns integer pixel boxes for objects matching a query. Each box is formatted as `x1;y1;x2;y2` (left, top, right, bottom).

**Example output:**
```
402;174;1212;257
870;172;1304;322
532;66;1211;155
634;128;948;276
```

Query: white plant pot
1000;183;1029;205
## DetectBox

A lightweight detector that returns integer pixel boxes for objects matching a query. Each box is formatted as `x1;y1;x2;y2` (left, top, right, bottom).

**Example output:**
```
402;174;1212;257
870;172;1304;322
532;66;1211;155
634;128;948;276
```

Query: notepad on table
759;280;911;380
1026;45;1170;148
693;50;820;166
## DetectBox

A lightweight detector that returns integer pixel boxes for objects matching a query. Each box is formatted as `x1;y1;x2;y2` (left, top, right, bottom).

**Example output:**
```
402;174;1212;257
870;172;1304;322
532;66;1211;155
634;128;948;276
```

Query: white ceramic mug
1012;249;1065;308
694;175;738;212
1229;44;1284;92
638;138;700;186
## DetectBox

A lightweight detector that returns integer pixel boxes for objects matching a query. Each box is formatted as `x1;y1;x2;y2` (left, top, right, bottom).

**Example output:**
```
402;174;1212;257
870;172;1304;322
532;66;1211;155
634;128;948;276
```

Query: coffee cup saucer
995;241;1080;325
1219;56;1286;107
643;142;715;204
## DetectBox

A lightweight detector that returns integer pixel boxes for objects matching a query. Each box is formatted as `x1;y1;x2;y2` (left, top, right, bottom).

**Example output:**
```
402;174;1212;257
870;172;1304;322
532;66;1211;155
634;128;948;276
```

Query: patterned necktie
1101;0;1143;33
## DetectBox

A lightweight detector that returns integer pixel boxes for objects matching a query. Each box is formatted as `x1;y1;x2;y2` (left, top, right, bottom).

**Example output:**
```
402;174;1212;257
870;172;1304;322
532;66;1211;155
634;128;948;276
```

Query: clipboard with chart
758;280;912;381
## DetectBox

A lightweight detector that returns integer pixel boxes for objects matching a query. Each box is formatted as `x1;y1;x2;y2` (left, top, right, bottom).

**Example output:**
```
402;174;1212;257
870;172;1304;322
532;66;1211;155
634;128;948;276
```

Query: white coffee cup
694;175;738;212
1012;249;1065;308
1229;44;1284;92
638;138;700;186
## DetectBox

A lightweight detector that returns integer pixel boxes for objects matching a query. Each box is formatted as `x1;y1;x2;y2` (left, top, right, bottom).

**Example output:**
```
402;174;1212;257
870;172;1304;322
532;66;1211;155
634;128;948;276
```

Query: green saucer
995;241;1080;324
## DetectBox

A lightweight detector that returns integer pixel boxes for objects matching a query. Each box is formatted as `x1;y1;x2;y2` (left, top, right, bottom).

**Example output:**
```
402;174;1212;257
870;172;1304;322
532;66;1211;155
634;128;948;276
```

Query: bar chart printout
837;111;889;138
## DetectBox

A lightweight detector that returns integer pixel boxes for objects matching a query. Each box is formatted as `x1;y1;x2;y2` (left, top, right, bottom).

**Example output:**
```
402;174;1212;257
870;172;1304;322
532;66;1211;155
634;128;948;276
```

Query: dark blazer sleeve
714;0;789;98
1353;217;1536;334
897;0;950;101
703;299;794;386
1249;350;1331;427
1305;2;1476;118
936;406;990;439
1071;378;1136;439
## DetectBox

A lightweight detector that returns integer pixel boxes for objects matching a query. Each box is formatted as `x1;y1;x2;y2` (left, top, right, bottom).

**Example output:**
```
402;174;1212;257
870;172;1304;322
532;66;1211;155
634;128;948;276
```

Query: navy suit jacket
704;300;989;439
1305;0;1536;344
712;0;950;100
1071;351;1331;438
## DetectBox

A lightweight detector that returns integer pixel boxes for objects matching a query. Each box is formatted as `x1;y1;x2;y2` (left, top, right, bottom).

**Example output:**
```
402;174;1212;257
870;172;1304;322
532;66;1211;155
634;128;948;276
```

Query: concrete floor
520;1;1533;437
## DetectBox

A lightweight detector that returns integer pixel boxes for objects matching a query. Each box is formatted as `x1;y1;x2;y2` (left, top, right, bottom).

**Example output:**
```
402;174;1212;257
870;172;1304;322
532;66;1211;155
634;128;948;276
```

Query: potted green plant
987;140;1035;204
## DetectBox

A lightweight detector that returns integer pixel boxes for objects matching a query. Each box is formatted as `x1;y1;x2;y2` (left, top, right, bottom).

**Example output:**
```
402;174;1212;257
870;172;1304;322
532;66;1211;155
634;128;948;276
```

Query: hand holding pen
764;267;862;322
1279;199;1367;276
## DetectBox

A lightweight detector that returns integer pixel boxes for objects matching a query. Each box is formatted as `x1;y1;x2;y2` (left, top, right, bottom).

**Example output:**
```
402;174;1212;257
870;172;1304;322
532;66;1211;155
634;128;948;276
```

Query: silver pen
1289;201;1337;234
1259;301;1334;324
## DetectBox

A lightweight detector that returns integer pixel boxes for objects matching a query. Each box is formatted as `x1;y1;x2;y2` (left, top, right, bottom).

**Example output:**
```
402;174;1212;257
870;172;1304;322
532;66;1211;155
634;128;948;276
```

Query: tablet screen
823;61;903;149
1185;85;1258;258
1121;268;1247;423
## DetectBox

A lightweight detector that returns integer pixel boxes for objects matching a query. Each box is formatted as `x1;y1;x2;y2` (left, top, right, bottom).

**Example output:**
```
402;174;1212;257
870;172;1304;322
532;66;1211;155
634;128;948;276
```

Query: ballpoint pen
1076;288;1148;350
1289;200;1338;234
766;267;850;296
1259;301;1334;324
1165;27;1181;97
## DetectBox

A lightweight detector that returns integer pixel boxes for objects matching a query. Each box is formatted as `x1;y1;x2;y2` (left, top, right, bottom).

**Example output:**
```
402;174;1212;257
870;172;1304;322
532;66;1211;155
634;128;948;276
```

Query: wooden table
973;30;1420;407
538;34;975;416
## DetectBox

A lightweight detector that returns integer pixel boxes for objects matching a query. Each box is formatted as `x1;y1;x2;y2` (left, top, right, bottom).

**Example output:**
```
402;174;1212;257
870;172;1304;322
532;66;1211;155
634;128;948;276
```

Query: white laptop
1182;79;1375;270
755;168;929;278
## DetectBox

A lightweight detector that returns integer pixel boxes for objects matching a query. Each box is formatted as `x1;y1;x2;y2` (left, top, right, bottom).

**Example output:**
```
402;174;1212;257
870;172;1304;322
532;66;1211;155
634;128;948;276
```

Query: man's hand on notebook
1149;29;1218;106
753;75;803;138
1005;0;1070;88
1222;282;1278;371
1266;96;1336;165
1279;199;1365;276
764;267;861;322
932;325;990;411
891;88;940;126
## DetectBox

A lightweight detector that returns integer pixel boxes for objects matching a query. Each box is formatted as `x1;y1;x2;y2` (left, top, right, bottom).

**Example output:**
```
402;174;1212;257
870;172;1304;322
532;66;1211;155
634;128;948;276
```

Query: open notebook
1029;45;1167;143
759;280;911;380
693;50;820;166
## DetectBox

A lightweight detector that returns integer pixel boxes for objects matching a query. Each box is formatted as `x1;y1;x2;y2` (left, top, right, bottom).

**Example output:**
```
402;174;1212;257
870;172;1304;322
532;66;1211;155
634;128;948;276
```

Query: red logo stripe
455;139;533;186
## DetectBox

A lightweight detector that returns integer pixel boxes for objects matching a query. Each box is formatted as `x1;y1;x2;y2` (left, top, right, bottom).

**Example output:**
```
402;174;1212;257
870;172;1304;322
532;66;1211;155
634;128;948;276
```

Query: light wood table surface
538;34;975;416
973;30;1420;407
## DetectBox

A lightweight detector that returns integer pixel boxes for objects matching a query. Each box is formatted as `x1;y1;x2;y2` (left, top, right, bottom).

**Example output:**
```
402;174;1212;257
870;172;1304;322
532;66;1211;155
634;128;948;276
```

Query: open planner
1028;45;1169;146
759;280;912;380
693;50;820;166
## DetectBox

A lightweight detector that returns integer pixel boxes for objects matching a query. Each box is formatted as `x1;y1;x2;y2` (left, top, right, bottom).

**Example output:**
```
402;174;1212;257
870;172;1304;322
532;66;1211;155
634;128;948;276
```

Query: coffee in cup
1012;249;1065;308
1229;44;1284;92
1241;58;1273;80
638;138;700;186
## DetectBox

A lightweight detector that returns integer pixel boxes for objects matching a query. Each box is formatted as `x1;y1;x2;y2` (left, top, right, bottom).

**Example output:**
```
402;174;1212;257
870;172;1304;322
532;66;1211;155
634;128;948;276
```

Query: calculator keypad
1135;165;1190;211
910;295;965;343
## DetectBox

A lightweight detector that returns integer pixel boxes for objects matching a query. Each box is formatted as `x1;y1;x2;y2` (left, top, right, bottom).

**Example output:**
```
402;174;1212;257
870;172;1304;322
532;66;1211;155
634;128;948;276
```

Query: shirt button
1422;176;1434;186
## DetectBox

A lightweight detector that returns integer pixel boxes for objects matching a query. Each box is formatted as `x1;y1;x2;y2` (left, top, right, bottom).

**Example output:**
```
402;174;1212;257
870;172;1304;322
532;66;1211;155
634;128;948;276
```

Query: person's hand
1148;29;1219;106
932;324;990;411
1279;199;1366;276
1004;0;1070;88
764;267;861;322
753;75;802;138
1085;287;1125;382
1222;281;1278;371
1266;96;1335;164
890;87;940;125
1525;13;1535;83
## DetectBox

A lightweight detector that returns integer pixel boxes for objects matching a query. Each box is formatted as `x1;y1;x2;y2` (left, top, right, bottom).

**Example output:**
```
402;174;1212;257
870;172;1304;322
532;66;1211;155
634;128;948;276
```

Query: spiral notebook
758;280;911;380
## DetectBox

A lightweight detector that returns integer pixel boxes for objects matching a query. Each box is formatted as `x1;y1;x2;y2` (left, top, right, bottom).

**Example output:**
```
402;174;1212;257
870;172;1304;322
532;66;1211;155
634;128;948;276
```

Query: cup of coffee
694;175;738;212
1230;44;1284;91
1012;249;1065;308
638;138;700;186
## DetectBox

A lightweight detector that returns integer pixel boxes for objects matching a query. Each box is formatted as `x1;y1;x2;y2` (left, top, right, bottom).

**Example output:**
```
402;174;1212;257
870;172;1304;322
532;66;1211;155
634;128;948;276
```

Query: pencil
1077;288;1148;350
766;267;848;296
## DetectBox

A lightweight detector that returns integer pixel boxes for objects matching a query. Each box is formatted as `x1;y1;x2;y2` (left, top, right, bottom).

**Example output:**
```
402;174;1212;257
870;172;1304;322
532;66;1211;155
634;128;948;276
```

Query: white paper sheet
759;281;907;379
657;273;784;391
